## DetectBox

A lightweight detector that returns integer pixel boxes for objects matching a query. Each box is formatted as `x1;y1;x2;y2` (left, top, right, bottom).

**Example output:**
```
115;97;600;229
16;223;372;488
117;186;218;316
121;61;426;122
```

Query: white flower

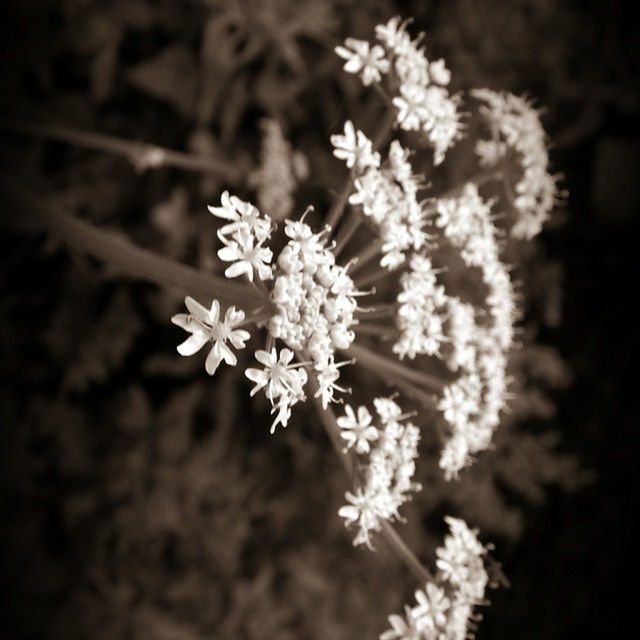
472;88;562;238
338;488;381;548
338;398;421;547
379;606;422;640
393;84;428;131
208;190;271;242
375;16;411;50
171;297;250;375
335;38;390;86
337;404;380;454
381;516;493;640
412;583;450;631
217;226;273;282
245;348;307;432
269;219;361;407
331;120;380;170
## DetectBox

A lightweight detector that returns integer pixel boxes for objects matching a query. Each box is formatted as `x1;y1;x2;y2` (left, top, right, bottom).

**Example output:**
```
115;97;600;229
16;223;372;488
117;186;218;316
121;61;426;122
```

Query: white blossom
331;120;381;170
171;297;250;375
268;219;362;408
337;404;380;454
245;347;308;433
338;398;421;547
472;88;562;238
380;517;492;640
335;38;390;86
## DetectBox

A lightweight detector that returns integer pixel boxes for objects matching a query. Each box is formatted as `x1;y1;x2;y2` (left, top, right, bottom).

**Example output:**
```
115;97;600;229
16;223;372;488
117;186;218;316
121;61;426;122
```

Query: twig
0;118;243;181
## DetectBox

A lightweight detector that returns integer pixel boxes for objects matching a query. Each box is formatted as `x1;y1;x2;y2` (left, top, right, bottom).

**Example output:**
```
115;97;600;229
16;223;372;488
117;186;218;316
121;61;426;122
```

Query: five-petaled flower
171;297;250;375
337;404;380;454
335;38;390;86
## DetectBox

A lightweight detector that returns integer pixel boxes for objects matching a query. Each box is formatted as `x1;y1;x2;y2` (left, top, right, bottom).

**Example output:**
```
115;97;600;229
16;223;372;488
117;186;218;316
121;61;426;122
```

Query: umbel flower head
336;16;462;165
173;192;365;427
165;16;566;639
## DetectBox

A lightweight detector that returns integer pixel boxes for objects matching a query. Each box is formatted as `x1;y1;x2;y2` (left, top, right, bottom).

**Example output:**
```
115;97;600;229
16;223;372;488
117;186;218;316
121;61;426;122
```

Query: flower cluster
394;254;447;359
435;183;516;352
268;218;362;408
338;397;421;548
173;193;364;426
392;185;516;478
208;191;273;281
381;517;491;640
332;127;430;269
249;118;308;221
472;89;562;239
336;17;461;164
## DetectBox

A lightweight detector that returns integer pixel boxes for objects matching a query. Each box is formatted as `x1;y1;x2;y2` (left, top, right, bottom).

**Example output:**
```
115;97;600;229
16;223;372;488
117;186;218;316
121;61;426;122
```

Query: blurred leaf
127;45;198;117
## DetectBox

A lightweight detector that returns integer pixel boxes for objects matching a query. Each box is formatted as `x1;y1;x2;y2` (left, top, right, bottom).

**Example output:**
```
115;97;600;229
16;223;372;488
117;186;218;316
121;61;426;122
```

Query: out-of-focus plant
1;2;591;639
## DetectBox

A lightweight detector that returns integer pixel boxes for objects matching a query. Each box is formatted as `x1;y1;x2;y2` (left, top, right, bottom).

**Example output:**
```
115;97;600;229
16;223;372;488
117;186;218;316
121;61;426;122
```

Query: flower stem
345;343;447;392
0;118;243;181
355;264;403;289
0;173;264;311
333;209;362;257
355;323;397;339
350;239;383;274
434;167;503;200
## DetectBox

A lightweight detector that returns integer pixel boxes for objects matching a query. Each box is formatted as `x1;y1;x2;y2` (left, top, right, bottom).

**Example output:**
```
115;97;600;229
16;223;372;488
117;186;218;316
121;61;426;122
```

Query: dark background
1;1;638;638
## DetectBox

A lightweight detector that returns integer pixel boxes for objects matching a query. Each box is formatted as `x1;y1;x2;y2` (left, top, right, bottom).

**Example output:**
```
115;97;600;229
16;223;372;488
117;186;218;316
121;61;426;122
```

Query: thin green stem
0;173;265;311
0;118;243;181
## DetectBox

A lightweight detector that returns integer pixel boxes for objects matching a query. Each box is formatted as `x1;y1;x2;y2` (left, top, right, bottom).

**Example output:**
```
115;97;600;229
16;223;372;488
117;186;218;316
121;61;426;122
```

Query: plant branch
0;118;243;181
0;173;265;311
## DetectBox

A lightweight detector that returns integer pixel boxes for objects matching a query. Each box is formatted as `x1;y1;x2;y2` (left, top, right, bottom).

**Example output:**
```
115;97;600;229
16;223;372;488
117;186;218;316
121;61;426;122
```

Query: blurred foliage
2;0;632;638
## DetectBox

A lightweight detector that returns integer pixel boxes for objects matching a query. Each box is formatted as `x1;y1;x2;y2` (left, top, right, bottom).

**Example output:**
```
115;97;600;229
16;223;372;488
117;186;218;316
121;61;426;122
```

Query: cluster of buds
249;118;308;221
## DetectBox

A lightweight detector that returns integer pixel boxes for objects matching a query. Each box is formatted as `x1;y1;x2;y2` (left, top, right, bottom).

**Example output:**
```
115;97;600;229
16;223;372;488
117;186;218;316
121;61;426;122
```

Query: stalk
345;343;447;392
0;173;264;311
0;118;243;181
